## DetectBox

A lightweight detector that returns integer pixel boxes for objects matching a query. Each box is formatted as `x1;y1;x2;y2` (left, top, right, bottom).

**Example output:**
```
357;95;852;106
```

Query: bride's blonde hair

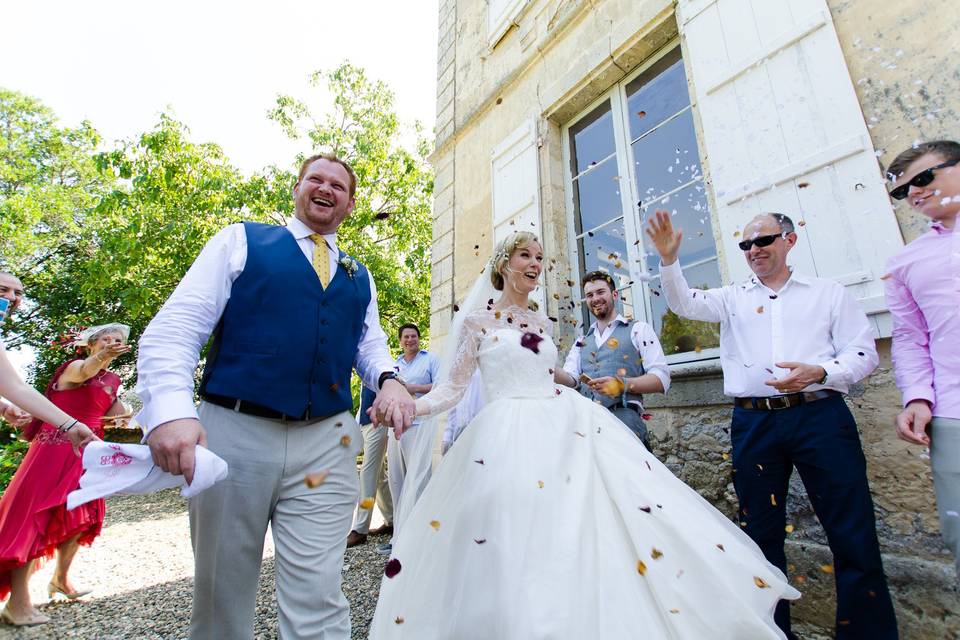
490;231;540;291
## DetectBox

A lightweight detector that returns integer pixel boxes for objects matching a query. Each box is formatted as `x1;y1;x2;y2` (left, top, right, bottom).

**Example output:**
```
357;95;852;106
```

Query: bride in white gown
369;232;799;639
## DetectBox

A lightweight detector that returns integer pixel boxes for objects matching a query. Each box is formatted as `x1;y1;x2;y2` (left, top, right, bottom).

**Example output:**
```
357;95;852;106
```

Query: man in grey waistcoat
556;271;670;448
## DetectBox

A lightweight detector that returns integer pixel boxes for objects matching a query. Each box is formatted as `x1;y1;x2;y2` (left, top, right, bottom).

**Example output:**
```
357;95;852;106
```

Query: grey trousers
610;405;650;450
189;402;362;640
351;422;393;534
931;417;960;578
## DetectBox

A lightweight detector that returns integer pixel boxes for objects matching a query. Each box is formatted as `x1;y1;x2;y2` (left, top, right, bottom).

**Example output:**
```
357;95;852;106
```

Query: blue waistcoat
199;222;372;418
578;321;646;408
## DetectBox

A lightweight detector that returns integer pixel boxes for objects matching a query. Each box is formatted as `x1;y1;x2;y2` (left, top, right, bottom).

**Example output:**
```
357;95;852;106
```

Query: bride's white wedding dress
369;307;798;639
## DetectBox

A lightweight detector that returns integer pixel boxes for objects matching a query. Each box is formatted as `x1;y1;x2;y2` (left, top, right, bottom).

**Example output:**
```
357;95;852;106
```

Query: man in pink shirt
884;140;960;578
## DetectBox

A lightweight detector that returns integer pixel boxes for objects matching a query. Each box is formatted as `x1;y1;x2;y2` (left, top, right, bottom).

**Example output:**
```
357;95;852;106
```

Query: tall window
565;45;721;360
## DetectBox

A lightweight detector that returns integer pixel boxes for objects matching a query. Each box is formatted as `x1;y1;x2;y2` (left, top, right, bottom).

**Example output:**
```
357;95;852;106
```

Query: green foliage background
0;63;433;489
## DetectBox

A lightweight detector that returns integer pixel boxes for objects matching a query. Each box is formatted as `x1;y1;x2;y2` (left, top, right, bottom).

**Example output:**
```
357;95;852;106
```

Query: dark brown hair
581;271;616;293
886;141;960;181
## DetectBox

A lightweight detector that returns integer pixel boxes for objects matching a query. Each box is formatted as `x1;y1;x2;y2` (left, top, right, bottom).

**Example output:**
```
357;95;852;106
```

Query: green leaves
1;63;433;398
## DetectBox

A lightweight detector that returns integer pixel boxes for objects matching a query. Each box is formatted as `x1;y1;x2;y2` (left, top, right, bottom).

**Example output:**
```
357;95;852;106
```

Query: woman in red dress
0;323;129;627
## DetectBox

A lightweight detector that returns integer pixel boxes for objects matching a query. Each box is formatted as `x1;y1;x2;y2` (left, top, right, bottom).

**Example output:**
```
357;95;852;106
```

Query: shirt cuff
818;359;846;384
136;392;200;442
659;260;682;278
901;386;935;409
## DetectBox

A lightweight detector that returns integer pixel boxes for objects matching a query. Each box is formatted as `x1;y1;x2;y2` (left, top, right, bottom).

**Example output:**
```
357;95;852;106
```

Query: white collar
287;217;338;254
587;314;628;336
742;267;810;291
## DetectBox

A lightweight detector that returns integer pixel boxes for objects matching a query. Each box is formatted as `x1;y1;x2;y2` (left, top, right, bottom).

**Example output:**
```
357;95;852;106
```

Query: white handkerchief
66;442;228;510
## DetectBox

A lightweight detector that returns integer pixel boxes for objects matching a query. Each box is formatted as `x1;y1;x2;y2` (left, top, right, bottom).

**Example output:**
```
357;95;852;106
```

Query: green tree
269;61;434;351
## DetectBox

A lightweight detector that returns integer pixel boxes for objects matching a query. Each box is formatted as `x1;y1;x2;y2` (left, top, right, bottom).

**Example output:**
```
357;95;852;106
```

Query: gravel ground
0;489;389;639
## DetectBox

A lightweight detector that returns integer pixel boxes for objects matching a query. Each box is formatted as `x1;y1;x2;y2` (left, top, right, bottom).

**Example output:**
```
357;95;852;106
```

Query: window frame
561;38;721;366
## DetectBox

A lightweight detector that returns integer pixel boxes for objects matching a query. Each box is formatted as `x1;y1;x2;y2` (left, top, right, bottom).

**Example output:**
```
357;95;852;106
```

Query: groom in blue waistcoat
556;271;671;448
136;153;416;640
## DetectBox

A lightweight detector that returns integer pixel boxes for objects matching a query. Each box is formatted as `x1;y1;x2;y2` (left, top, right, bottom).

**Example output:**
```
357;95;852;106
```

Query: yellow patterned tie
308;233;331;289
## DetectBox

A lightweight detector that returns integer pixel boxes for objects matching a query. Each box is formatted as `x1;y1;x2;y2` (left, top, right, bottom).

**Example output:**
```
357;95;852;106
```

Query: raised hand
644;209;683;265
894;400;932;446
99;343;132;362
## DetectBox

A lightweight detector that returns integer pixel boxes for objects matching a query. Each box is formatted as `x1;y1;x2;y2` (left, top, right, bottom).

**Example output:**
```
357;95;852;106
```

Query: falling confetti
429;520;441;531
606;337;620;349
716;544;725;552
304;471;330;488
753;576;771;589
637;560;647;575
770;494;777;506
756;306;764;314
359;497;375;510
395;617;405;625
385;558;402;578
340;435;352;447
785;524;795;533
475;538;487;544
820;564;835;574
651;548;663;560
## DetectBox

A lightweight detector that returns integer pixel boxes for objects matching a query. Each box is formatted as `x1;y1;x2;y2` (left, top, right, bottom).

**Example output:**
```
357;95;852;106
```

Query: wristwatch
379;371;405;389
817;369;828;385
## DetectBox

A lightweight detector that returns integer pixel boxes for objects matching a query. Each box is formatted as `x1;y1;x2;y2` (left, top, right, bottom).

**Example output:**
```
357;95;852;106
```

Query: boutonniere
339;255;359;279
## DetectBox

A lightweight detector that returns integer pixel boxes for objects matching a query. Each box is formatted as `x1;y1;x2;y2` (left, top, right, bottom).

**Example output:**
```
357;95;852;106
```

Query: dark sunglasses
888;159;959;200
738;233;784;251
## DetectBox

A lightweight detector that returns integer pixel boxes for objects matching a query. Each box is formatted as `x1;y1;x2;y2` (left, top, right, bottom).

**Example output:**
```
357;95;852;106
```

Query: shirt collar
396;350;428;363
287;217;339;255
929;218;954;235
742;267;810;291
585;314;629;336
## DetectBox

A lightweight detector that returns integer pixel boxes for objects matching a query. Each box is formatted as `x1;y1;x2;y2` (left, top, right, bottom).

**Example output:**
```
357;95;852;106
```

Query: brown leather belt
734;389;840;411
202;393;311;421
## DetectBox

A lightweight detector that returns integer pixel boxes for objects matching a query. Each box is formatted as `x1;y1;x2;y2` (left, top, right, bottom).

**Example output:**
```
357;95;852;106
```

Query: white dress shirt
562;315;671;396
659;261;878;398
135;217;396;436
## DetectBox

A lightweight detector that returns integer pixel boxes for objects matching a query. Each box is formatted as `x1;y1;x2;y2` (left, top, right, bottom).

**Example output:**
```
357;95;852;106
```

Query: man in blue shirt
378;323;440;555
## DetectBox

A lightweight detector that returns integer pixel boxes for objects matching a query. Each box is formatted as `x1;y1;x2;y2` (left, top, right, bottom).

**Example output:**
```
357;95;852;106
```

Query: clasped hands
368;378;418;439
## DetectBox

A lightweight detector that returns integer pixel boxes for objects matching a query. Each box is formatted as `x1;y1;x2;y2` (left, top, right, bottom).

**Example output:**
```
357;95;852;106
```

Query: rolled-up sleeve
631;322;670;393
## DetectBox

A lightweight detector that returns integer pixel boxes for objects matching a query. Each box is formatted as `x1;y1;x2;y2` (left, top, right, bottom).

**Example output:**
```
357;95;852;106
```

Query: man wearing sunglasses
884;140;960;580
646;210;897;640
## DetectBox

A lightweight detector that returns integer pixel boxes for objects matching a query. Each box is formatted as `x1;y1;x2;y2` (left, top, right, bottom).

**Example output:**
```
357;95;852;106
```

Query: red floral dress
0;360;118;598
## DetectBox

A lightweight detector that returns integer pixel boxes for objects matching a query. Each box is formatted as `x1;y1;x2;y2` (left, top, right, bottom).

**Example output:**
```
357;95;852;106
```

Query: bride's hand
66;422;100;457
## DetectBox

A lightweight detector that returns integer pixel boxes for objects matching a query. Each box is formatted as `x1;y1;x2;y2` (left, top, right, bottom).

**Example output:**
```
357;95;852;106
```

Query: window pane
569;101;615;175
625;51;690;140
631;109;700;205
576;219;630;285
641;182;714;268
648;260;721;356
572;158;624;234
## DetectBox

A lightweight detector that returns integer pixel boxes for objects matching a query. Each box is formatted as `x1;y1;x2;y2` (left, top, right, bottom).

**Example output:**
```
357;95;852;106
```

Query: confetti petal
340;435;352;447
474;538;487;544
770;494;777;506
359;497;375;510
820;564;834;574
385;558;402;578
606;337;620;349
754;576;771;588
756;306;764;314
520;332;544;354
430;520;441;531
637;560;647;575
599;377;625;397
537;480;544;489
716;544;725;552
785;524;795;533
651;548;663;560
395;616;405;625
304;471;330;488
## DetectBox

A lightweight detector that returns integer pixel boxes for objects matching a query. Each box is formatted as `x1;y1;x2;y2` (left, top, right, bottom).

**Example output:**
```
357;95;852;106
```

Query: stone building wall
429;1;960;636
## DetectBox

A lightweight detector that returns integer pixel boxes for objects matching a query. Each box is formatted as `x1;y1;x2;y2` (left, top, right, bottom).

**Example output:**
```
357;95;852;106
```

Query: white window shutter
488;0;527;48
677;0;904;336
491;118;545;308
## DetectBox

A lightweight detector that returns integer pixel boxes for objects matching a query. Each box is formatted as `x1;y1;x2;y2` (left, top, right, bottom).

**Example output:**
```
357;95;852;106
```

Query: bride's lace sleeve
415;314;482;417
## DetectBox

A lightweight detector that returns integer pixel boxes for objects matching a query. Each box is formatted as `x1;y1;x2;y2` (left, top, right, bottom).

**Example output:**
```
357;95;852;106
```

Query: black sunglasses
889;159;959;200
738;233;784;251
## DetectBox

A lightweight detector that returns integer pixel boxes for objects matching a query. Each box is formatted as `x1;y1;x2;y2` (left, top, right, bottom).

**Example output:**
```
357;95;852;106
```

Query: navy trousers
731;395;898;640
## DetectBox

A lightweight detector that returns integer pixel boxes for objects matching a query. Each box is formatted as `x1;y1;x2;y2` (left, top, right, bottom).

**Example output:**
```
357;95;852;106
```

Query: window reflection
572;158;624;234
569;101;616;176
625;50;689;141
632;109;700;205
648;260;722;356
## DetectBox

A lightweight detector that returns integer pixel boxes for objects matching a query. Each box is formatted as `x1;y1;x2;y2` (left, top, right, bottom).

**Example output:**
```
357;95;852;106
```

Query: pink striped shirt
885;220;960;419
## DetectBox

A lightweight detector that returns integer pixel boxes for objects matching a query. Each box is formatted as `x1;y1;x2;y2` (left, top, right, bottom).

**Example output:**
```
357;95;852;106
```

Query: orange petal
599;378;625;397
429;520;441;531
820;564;834;574
340;435;352;447
770;494;777;506
753;576;770;588
784;524;795;533
606;338;620;349
756;306;764;314
304;471;330;488
636;560;647;575
651;548;663;560
359;497;375;510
